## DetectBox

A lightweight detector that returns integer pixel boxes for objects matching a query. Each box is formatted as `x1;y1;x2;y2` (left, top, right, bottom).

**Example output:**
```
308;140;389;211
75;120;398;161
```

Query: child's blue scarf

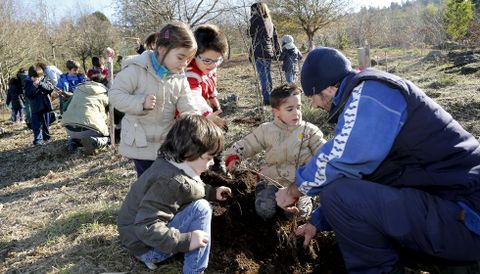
150;52;173;80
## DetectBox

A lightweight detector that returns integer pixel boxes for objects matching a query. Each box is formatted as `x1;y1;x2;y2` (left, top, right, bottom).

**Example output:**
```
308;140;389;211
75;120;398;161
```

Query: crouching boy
117;114;232;272
225;83;326;220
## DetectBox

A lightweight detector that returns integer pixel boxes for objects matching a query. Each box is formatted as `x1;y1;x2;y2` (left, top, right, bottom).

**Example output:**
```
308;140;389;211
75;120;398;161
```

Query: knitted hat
282;35;294;44
301;47;352;96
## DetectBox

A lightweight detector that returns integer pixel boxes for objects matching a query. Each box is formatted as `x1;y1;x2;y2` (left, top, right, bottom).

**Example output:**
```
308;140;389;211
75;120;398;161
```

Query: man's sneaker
80;137;96;155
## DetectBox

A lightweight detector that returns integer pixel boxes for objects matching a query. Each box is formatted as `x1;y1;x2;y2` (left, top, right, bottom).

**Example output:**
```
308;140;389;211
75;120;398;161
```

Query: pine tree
444;0;474;40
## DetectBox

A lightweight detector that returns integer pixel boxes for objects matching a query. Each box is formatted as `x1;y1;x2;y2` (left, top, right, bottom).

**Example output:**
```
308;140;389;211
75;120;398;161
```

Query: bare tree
268;0;349;51
420;3;446;46
115;0;232;40
0;0;46;98
57;12;118;71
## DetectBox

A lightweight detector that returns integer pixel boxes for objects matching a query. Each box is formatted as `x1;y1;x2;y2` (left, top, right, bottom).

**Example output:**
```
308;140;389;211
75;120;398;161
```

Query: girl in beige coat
225;83;326;219
109;22;200;177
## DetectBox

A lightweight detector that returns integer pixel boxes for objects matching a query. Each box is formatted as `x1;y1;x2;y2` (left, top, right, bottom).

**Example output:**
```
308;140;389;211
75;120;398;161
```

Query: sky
21;0;406;22
352;0;405;10
21;0;116;21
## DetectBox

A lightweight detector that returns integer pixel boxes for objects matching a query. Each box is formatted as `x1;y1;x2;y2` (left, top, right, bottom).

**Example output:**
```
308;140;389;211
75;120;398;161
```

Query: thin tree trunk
307;32;315;51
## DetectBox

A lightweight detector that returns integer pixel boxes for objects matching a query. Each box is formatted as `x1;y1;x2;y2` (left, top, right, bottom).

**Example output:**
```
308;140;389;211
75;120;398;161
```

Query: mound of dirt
201;170;347;274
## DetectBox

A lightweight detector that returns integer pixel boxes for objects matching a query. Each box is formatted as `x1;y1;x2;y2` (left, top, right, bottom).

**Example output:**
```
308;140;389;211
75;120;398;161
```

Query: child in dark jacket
280;35;303;84
6;77;24;123
25;64;56;145
117;114;232;272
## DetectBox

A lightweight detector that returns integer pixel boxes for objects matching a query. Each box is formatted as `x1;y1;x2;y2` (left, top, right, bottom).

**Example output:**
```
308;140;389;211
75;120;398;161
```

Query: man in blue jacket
276;47;480;273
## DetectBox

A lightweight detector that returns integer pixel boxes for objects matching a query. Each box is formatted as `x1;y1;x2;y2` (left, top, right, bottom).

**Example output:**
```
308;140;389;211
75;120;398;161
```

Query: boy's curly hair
159;114;225;163
194;24;228;57
270;83;302;109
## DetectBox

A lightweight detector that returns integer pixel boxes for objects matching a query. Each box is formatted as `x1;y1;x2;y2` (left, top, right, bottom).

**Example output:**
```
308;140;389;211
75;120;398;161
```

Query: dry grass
1;50;479;273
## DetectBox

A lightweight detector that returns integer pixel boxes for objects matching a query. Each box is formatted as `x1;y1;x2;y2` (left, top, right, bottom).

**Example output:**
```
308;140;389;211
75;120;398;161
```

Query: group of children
112;21;324;272
5;57;109;147
4;15;312;272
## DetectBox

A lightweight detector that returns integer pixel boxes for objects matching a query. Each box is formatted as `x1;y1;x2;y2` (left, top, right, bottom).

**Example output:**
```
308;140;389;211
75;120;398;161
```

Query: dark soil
201;170;347;274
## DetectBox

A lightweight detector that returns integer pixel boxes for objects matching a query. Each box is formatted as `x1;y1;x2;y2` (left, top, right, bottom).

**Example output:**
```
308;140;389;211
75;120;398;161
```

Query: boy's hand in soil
216;186;232;201
189;230;209;251
143;94;156;110
276;185;301;213
296;223;317;247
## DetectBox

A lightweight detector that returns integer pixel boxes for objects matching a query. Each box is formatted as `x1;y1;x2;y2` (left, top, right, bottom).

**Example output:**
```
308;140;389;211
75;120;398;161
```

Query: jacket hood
122;51;151;70
76;81;108;96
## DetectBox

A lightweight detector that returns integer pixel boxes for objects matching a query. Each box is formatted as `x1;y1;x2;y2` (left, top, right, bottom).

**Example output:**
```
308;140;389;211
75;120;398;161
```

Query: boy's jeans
137;199;212;274
11;108;23;122
255;58;272;105
285;70;296;84
31;111;51;144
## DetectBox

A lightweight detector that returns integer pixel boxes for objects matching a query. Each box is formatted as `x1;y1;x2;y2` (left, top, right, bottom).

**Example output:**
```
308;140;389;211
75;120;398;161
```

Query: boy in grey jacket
117;115;231;272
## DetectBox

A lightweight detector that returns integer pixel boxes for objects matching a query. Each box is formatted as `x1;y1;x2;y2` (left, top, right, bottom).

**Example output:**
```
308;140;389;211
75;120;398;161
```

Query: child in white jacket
109;22;200;177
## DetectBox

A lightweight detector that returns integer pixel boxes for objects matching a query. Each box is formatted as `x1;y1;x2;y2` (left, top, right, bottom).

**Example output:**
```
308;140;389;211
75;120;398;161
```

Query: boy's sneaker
135;255;159;270
33;141;44;146
80;137;96;155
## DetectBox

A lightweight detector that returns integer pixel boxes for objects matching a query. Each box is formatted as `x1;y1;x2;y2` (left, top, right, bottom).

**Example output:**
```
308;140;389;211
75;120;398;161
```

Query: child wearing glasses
109;21;200;178
186;24;228;130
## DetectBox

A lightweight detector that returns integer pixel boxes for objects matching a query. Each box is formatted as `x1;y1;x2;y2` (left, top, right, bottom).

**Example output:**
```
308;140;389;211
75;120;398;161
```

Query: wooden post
357;41;371;70
384;51;388;72
106;47;115;147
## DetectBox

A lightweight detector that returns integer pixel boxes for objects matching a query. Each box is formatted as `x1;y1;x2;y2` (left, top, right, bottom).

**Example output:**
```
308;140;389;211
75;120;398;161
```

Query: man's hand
296;223;317;247
275;185;302;213
189;230;209;251
216;186;232;201
143;94;156;110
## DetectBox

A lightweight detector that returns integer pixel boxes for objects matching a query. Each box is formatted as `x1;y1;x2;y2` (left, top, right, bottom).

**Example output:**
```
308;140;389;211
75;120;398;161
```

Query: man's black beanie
301;47;352;96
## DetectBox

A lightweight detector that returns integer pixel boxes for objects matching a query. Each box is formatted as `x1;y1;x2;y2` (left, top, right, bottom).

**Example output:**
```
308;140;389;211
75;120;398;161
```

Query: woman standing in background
249;2;281;106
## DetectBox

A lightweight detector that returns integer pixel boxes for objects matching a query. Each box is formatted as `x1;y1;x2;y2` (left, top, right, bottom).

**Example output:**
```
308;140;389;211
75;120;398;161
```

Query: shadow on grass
2;204;184;273
0;150;132;204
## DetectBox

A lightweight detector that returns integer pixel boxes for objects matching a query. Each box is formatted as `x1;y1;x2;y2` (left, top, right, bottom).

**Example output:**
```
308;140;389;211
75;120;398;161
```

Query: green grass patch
44;203;118;240
428;74;458;89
